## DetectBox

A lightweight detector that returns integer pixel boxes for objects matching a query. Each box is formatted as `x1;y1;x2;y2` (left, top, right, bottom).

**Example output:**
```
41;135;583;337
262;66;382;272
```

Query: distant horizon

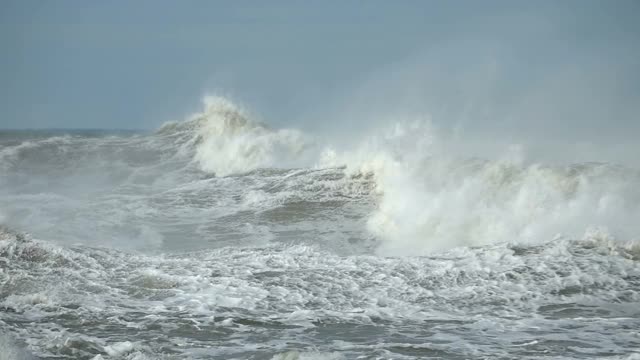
2;0;639;141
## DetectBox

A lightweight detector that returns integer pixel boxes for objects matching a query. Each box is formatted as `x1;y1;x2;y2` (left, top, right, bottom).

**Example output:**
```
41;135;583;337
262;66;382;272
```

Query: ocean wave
319;120;640;255
1;96;639;257
157;96;309;176
1;224;639;358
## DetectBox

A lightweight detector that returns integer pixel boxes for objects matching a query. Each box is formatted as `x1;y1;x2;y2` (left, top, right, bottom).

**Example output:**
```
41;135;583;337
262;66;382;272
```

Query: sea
1;97;639;359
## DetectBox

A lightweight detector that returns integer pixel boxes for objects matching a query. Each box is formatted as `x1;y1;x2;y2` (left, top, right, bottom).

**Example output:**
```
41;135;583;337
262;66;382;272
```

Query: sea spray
318;119;640;254
158;96;309;176
1;96;639;358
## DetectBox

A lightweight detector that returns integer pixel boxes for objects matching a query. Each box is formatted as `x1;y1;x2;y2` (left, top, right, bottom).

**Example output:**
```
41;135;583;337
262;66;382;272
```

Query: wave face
320;121;640;255
1;97;639;359
158;96;308;176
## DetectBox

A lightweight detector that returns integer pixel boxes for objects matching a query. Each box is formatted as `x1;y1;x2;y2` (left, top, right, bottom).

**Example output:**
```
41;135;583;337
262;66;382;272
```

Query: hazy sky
1;0;639;140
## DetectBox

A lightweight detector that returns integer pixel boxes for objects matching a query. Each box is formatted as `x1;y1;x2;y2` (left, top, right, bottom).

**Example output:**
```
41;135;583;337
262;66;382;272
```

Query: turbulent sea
1;97;639;359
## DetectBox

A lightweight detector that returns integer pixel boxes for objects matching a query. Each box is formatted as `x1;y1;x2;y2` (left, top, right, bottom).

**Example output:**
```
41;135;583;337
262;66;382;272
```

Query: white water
158;96;308;177
1;96;639;359
319;120;640;255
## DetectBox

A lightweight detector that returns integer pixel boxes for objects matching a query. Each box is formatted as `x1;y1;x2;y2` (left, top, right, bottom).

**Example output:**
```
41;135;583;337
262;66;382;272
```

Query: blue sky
1;0;639;140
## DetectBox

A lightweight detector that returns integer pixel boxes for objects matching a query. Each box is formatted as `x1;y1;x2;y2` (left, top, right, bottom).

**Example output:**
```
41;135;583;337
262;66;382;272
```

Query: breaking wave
157;96;309;176
153;97;640;255
319;120;640;255
3;96;639;256
1;96;640;358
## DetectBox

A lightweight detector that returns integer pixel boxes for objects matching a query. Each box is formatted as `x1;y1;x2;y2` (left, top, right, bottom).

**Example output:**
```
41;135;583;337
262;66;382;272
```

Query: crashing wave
2;96;639;256
157;96;309;176
319;121;640;255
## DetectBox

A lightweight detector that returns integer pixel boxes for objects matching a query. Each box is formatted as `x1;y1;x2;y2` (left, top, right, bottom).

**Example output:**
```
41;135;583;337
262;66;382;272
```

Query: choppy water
1;98;639;359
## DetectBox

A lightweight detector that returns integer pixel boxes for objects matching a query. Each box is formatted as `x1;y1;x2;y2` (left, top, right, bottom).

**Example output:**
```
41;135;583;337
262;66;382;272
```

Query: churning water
1;97;639;359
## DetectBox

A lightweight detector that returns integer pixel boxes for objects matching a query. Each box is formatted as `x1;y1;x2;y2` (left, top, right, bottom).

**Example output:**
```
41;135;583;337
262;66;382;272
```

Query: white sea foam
1;96;640;358
103;341;136;356
319;119;640;255
3;97;638;257
1;231;638;358
159;96;309;176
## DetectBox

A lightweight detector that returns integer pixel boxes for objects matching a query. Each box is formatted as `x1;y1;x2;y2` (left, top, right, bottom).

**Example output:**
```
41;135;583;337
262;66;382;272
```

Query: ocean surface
1;97;639;359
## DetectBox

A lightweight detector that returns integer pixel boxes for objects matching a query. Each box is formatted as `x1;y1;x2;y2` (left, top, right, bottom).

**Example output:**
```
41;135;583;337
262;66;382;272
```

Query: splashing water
1;97;639;359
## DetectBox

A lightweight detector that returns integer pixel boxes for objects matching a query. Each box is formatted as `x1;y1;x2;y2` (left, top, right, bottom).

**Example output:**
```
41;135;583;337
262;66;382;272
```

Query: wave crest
158;96;308;176
320;121;640;255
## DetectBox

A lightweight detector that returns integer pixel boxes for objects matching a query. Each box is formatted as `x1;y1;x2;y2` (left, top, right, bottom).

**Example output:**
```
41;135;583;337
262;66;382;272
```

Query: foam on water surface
1;226;639;358
1;97;639;358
